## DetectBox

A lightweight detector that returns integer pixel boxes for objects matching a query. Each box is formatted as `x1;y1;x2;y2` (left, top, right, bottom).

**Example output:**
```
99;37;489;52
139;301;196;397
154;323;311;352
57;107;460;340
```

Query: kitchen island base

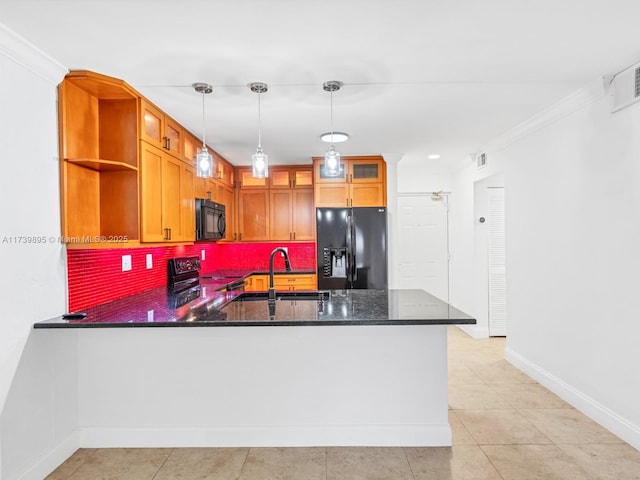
76;324;450;447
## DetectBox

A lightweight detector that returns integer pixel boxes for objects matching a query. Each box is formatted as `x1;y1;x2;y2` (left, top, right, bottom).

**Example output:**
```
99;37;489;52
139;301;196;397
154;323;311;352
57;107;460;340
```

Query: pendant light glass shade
193;82;213;178
252;147;268;178
196;146;213;178
249;82;269;178
322;80;343;177
324;145;341;176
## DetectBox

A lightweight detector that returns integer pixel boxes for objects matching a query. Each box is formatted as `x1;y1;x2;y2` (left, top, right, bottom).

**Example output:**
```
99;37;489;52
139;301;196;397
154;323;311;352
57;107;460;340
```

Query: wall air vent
476;152;487;169
610;62;640;113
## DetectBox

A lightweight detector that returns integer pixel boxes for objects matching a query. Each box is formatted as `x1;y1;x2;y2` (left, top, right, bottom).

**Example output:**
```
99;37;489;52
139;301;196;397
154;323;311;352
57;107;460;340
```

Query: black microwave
195;198;226;241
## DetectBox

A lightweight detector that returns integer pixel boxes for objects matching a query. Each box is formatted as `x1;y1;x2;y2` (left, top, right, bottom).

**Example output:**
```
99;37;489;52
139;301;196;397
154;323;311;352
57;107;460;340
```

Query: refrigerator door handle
351;217;358;281
346;213;353;282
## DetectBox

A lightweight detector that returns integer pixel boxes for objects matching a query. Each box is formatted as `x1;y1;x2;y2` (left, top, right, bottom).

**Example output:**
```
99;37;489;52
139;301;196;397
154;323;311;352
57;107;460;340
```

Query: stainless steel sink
230;291;330;303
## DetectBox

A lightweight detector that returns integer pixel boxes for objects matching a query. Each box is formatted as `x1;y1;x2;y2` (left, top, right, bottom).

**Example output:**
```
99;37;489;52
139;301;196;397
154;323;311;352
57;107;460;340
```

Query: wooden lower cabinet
244;274;269;291
244;274;317;291
273;274;317;291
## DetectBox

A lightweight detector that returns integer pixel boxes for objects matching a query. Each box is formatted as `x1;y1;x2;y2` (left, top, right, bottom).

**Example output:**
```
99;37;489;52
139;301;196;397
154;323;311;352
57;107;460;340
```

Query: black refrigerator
316;207;388;290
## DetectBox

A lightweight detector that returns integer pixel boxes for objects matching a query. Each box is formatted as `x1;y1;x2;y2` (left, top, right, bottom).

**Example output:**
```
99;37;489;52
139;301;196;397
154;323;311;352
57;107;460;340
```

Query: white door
397;194;449;302
488;187;507;336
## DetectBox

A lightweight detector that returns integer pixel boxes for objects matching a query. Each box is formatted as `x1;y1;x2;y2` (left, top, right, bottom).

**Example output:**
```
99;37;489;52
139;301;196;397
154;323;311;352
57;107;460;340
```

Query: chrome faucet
268;247;292;304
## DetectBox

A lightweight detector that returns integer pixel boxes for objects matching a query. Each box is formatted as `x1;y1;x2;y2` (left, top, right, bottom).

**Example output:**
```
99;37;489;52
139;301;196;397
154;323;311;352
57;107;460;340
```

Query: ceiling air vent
476;152;487;169
610;62;640;113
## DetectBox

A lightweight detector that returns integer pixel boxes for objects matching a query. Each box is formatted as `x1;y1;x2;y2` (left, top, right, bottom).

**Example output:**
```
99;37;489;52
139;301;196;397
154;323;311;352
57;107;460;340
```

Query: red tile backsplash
67;242;316;312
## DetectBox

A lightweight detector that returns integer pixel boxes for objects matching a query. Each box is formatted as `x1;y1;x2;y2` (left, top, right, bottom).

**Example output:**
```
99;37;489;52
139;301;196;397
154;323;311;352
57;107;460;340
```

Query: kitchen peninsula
35;286;474;448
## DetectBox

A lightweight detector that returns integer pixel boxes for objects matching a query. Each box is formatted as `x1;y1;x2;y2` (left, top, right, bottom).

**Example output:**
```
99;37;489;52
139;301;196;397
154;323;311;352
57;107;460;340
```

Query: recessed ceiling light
428;154;441;160
320;132;349;143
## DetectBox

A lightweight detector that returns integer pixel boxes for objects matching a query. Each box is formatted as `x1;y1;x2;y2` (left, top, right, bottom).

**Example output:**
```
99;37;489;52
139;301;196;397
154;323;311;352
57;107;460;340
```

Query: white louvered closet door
488;188;507;336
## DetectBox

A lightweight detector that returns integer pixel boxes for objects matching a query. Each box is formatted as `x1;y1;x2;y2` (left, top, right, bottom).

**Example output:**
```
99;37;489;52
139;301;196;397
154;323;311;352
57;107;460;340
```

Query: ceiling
3;0;640;168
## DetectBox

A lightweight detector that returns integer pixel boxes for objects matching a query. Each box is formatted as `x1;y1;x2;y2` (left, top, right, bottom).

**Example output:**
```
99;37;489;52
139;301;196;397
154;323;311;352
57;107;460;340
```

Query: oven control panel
169;256;201;276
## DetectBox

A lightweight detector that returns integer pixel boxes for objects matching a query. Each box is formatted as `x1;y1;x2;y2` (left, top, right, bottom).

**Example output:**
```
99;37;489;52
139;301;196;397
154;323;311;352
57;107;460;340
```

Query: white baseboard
77;423;452;448
505;347;640;450
16;431;79;480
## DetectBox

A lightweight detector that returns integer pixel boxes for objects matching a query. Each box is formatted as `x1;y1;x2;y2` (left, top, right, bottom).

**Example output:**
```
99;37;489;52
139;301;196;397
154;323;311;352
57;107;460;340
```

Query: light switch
201;249;206;261
146;253;153;269
121;255;132;272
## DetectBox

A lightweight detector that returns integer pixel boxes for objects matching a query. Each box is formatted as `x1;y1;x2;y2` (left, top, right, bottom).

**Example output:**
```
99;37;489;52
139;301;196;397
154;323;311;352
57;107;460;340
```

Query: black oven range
167;256;202;308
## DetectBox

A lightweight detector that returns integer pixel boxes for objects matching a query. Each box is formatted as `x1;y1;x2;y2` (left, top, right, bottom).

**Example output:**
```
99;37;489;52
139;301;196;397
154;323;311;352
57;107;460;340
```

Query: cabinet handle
293;232;296;240
239;233;242;241
206;191;212;200
164;227;170;240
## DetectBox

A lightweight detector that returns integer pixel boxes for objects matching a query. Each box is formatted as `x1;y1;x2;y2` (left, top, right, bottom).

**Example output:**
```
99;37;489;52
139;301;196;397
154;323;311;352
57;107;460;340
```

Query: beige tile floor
47;326;640;479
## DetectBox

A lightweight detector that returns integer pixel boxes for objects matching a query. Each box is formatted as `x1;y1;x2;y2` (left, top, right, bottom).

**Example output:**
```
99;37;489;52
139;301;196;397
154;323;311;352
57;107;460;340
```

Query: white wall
501;82;640;449
0;23;69;480
449;156;505;336
448;77;640;447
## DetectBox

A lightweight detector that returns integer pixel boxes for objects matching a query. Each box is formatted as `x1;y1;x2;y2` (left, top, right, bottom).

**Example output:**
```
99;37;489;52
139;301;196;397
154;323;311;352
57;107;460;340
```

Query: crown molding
481;77;607;154
0;22;67;84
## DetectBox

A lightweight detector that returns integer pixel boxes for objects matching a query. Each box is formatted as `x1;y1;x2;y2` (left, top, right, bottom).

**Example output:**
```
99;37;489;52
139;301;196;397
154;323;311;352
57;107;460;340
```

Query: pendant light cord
257;90;262;149
201;91;207;147
329;89;334;148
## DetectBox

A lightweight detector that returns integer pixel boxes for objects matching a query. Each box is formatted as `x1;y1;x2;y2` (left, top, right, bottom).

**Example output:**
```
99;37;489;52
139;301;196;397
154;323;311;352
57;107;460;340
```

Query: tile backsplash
67;242;316;312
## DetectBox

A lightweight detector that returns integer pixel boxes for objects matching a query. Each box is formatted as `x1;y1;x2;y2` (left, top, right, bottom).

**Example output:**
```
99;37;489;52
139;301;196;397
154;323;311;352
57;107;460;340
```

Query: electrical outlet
121;254;132;272
146;253;153;269
201;249;206;261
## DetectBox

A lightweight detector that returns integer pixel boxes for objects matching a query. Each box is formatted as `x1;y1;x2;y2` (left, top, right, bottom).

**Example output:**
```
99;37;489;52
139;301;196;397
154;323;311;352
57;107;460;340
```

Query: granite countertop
35;282;475;328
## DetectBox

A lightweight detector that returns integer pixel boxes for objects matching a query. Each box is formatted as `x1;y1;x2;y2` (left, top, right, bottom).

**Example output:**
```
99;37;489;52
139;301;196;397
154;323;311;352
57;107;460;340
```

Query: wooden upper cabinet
222;185;235;241
215;155;234;187
236;166;267;188
269;166;313;189
313;155;386;207
141;99;183;158
181;164;196;241
269;190;293;240
268;166;314;241
350;184;386;207
139;141;194;243
348;158;385;183
58;71;140;243
183;132;197;166
314;156;385;184
291;188;315;240
141;101;163;147
237;189;269;241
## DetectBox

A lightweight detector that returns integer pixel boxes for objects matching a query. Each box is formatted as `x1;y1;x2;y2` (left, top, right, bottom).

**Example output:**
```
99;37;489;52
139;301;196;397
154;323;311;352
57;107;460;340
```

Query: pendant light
323;80;343;177
249;82;269;178
193;82;213;178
